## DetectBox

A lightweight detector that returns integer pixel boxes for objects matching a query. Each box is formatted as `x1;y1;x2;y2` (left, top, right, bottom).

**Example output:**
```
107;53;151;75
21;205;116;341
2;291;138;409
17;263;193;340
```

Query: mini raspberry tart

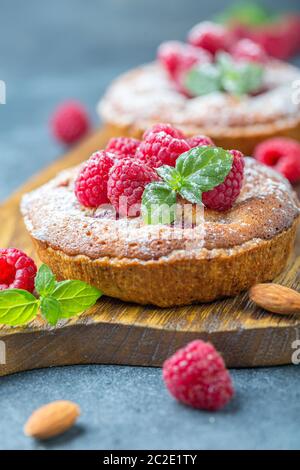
98;22;300;155
21;127;300;307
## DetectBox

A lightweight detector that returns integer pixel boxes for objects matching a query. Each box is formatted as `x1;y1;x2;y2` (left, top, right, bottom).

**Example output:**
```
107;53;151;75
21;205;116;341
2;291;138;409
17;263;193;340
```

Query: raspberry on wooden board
0;248;37;292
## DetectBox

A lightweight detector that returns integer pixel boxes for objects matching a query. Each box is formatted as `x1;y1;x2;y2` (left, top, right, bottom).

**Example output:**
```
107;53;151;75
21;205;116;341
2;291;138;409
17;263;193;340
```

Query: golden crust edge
30;218;299;307
102;120;300;155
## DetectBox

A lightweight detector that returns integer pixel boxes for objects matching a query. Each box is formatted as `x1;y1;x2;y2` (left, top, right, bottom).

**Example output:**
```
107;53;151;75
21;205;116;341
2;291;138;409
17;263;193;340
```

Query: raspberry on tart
136;131;190;168
143;123;185;140
157;40;212;80
202;150;245;211
163;340;234;411
107;159;158;217
231;39;267;63
187;134;215;149
187;21;232;55
105;136;140;159
75;151;114;207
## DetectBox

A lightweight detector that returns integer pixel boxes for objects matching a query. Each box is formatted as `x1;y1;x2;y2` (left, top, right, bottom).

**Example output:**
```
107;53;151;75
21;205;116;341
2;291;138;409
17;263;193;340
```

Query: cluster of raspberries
157;21;268;95
74;123;245;215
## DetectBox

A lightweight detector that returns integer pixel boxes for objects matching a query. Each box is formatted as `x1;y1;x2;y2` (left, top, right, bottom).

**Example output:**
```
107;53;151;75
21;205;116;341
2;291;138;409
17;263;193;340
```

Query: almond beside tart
24;400;80;439
249;283;300;316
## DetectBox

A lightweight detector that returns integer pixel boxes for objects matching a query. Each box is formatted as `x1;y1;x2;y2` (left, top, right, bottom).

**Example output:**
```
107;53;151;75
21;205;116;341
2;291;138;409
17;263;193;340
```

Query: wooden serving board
0;127;300;377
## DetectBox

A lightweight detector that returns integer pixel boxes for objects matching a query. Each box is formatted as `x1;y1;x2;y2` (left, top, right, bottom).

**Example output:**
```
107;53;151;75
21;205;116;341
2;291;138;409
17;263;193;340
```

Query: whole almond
249;283;300;316
24;400;80;439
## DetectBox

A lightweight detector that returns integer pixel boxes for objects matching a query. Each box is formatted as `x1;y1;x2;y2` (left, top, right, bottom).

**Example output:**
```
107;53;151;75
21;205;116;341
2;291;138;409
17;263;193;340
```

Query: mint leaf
52;280;102;318
179;181;203;205
156;166;182;191
185;52;264;98
185;63;221;96
35;264;56;296
218;53;264;96
0;289;39;326
142;182;177;225
176;146;233;192
40;297;62;326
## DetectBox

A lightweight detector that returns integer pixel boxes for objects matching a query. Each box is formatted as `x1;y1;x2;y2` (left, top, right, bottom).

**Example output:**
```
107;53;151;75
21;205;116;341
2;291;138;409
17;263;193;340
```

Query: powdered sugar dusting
21;158;299;262
99;61;300;129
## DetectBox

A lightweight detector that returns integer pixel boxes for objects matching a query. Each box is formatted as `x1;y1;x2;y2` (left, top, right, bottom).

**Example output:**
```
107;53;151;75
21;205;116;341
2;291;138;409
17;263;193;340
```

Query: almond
249;283;300;316
24;400;80;439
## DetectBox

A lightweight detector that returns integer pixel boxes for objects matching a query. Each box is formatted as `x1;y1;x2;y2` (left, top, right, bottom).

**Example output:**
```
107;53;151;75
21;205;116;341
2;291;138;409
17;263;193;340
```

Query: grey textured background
0;0;300;450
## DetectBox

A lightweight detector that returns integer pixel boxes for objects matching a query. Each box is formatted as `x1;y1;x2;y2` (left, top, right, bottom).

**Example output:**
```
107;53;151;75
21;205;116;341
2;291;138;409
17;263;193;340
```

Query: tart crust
21;159;300;307
99;62;300;155
32;221;298;307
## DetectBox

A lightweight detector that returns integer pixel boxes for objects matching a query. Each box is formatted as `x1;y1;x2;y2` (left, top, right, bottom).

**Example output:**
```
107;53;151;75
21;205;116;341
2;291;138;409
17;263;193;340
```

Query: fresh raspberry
202;150;245;211
51;101;90;144
187;134;215;149
105;137;141;159
231;39;267;63
0;249;37;293
188;21;232;55
107;159;158;217
75;151;114;207
136;131;190;169
254;138;300;183
163;340;234;411
243;16;299;60
143;123;185;140
157;41;212;80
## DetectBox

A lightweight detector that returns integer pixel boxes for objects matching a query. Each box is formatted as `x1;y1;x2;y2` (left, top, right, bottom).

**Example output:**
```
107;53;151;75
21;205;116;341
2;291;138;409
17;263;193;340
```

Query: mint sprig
0;264;102;327
142;146;233;225
216;2;274;27
0;289;39;326
185;52;264;97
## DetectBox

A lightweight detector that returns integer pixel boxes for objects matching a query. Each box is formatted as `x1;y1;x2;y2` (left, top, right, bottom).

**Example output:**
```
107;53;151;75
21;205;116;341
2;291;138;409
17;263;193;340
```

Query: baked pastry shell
31;219;299;307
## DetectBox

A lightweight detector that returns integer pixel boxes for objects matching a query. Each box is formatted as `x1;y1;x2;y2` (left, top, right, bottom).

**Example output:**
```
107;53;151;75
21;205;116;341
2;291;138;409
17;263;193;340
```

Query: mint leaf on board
52;280;102;318
142;182;177;225
35;264;56;296
185;63;221;96
176;146;233;192
0;289;39;326
40;296;62;326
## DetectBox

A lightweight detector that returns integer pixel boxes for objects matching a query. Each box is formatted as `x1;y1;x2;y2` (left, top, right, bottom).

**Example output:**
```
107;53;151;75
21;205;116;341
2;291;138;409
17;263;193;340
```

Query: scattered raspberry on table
51;101;90;145
254;137;300;184
163;340;234;411
0;248;37;293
